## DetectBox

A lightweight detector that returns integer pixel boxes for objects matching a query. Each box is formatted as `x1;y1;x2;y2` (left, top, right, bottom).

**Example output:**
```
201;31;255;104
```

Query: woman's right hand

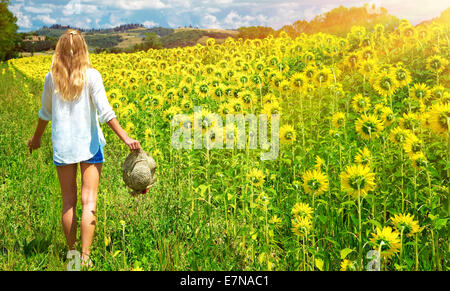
124;138;141;151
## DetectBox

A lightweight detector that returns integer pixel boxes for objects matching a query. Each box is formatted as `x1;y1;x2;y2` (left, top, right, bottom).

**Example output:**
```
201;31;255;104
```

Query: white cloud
201;14;221;28
143;20;159;27
116;0;167;10
35;14;57;25
24;6;53;14
9;3;33;28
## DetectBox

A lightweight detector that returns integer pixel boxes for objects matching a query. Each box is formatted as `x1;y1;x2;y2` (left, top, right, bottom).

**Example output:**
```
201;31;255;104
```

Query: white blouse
39;68;116;164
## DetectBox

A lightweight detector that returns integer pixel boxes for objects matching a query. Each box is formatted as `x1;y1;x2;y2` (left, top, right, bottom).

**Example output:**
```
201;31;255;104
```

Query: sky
9;0;450;32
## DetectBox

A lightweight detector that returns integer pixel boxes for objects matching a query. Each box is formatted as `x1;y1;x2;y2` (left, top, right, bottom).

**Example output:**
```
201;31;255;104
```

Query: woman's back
39;68;116;164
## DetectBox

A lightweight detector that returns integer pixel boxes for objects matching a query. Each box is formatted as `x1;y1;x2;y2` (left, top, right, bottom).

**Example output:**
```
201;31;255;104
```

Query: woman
27;29;140;268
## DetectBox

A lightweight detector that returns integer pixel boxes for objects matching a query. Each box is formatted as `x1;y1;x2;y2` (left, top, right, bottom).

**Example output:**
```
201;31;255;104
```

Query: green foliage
84;34;123;49
237;26;276;39
134;32;162;51
0;0;20;61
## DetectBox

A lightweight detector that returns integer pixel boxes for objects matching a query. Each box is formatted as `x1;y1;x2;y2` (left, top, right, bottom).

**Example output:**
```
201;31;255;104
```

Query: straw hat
122;150;157;196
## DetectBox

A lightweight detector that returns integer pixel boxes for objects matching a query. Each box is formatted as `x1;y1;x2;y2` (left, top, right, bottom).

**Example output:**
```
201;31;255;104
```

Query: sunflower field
1;19;449;271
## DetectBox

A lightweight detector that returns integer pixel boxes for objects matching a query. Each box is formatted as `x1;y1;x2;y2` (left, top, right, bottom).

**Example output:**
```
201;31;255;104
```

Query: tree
143;32;162;50
0;0;20;61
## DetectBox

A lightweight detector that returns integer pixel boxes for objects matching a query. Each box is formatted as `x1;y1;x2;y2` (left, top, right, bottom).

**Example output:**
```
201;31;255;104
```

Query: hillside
27;24;237;52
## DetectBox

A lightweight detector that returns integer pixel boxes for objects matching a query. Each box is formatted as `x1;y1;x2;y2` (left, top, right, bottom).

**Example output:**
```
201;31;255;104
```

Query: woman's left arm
28;119;49;153
28;73;52;154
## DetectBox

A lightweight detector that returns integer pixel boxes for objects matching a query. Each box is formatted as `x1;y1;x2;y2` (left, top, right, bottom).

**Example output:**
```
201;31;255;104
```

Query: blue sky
9;0;450;32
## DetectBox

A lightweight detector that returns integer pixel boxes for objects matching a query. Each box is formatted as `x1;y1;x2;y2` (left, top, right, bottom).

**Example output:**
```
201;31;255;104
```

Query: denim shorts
54;145;104;167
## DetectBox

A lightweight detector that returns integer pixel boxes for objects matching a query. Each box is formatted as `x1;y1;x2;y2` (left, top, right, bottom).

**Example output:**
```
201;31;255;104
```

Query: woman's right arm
106;118;141;151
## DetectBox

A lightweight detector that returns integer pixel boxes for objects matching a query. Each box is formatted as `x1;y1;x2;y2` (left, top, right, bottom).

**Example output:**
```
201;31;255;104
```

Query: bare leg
80;162;102;263
56;164;78;250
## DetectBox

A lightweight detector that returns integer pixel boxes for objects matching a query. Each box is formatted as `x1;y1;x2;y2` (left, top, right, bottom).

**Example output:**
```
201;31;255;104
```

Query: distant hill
25;23;238;52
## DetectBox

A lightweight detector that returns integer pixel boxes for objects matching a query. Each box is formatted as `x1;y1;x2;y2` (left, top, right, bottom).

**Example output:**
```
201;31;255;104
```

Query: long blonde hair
51;29;91;101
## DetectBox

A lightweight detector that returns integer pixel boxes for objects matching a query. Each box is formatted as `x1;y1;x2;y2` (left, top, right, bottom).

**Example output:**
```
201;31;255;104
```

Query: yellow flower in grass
426;55;448;73
389;127;411;145
314;156;325;171
355;114;384;140
354;147;371;166
340;164;375;198
269;215;282;228
280;124;296;144
340;259;355;271
291;216;312;237
391;213;421;237
370;227;401;259
403;133;423;158
247;168;265;188
411;83;431;102
351;94;371;113
428;102;450;135
302;169;329;196
291;202;313;219
332;112;346;128
410;152;428;169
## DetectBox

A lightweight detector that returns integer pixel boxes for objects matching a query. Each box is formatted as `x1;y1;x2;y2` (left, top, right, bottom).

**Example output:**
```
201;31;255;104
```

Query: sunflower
410;152;428;169
431;85;445;100
355;114;384;140
247;168;265;188
358;59;378;76
150;95;164;110
229;99;244;114
428;102;450;135
380;107;395;126
393;65;412;87
291;202;313;219
340;164;376;198
340;259;355;271
313;67;333;87
238;89;255;110
162;106;182;123
290;72;307;92
218;103;232;117
372;71;398;97
391;213;421;237
351;94;371;113
354;147;372;166
280;124;297;144
291;216;312;237
389;127;411;145
195;81;211;97
399;112;420;131
262;102;282;119
403;133;424;158
302;169;329;196
332;112;346;128
426;55;448;73
314;156;325;171
410;83;431;102
370;227;401;259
